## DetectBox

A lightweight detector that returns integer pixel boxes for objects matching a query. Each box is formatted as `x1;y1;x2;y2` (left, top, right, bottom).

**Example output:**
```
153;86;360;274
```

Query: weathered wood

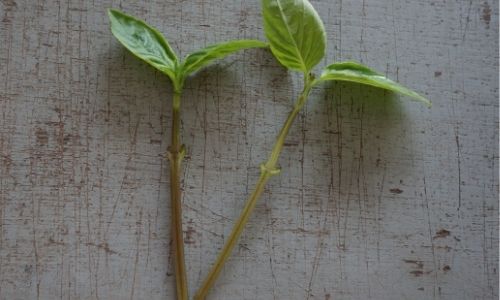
0;0;498;299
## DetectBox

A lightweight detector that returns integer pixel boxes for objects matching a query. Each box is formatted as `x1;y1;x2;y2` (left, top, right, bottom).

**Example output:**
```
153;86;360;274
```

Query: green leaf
108;9;180;88
319;61;431;106
262;0;326;72
182;40;268;77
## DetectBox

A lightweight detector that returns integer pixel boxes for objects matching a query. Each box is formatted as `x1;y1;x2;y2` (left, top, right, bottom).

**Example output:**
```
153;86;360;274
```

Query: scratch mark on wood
130;209;143;300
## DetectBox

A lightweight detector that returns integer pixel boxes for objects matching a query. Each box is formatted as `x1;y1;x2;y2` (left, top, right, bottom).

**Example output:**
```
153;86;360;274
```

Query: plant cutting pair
108;10;266;299
108;0;430;299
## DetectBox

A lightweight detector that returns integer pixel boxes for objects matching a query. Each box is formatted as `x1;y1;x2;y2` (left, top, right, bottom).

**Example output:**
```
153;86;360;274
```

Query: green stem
168;91;188;300
194;76;313;300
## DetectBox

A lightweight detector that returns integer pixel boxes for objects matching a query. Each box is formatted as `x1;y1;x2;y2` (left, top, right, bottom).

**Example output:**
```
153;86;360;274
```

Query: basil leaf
262;0;326;72
182;40;268;77
319;61;431;106
108;9;179;86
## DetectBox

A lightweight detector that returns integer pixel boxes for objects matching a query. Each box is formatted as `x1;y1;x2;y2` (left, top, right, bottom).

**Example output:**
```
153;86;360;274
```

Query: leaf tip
107;8;125;27
413;93;432;107
107;8;120;19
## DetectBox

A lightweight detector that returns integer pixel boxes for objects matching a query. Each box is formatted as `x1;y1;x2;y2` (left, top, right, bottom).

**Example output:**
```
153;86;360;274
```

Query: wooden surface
0;0;498;299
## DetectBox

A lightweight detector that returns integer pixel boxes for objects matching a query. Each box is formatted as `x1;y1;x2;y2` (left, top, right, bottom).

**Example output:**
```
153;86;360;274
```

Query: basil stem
194;74;314;299
167;91;188;300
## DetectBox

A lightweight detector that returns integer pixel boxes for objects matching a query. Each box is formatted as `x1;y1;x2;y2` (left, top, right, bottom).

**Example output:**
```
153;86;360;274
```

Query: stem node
260;163;281;176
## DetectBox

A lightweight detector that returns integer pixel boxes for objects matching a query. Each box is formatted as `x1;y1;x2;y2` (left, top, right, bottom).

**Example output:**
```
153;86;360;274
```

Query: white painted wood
0;0;497;299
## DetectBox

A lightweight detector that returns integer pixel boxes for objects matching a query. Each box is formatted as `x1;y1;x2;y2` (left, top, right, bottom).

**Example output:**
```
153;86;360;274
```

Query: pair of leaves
108;9;267;92
109;3;430;106
262;0;430;105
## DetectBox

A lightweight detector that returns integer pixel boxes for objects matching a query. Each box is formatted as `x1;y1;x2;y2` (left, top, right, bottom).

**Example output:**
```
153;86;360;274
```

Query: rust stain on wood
434;229;451;239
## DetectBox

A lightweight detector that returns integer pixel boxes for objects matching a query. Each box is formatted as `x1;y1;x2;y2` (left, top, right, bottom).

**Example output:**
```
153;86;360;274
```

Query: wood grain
0;0;498;299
